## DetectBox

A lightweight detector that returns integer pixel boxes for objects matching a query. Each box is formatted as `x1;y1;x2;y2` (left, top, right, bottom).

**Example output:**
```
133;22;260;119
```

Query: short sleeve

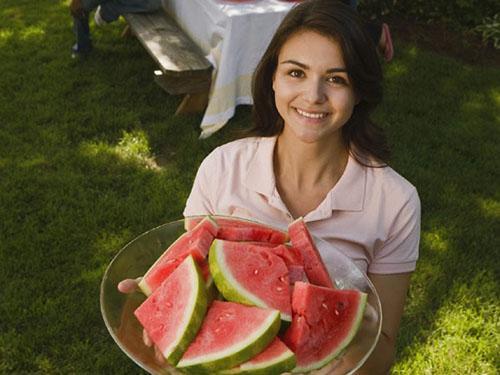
368;188;421;274
183;149;220;217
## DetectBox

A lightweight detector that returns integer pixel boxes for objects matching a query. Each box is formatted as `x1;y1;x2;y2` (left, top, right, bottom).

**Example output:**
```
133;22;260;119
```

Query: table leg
121;24;132;38
175;92;209;115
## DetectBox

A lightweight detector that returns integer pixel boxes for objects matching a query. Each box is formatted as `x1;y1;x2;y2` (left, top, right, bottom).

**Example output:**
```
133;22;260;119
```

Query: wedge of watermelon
283;282;367;372
209;239;292;322
138;216;218;296
268;244;303;268
185;215;288;244
134;255;207;366
288;217;334;288
176;301;281;373
219;337;296;375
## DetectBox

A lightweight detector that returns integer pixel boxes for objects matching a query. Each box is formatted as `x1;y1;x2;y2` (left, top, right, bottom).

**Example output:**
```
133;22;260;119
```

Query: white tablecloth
162;0;296;138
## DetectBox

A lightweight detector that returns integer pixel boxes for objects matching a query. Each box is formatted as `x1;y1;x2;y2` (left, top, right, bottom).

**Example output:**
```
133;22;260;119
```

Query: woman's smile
294;107;330;120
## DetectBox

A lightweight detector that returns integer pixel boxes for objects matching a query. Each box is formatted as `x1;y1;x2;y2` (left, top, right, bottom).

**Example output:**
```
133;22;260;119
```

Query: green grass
1;0;499;373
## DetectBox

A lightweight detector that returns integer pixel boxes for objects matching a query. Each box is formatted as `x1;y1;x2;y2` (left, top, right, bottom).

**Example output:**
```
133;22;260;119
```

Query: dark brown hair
249;0;390;166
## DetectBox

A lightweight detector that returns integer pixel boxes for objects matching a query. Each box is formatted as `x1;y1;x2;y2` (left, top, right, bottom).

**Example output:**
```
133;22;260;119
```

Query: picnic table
126;0;296;138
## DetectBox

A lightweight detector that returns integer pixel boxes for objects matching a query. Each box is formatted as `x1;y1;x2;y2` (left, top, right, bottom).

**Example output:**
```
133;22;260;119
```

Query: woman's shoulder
369;164;419;203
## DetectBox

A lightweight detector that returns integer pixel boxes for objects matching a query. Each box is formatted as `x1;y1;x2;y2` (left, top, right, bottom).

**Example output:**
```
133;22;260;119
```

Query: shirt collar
243;136;278;197
327;154;366;212
244;136;366;213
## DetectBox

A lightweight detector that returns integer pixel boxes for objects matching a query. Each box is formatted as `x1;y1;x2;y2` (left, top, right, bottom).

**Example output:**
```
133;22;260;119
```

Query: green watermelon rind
138;216;218;296
163;256;208;366
209;240;292;322
219;346;296;375
176;309;281;374
291;292;368;373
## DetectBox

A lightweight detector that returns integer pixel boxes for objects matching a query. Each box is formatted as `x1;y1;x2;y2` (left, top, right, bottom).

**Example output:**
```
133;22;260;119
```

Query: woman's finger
154;344;166;365
143;329;153;347
117;277;142;294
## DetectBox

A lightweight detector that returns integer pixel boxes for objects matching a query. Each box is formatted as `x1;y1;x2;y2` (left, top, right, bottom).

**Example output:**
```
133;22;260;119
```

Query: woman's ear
355;92;361;105
272;71;276;92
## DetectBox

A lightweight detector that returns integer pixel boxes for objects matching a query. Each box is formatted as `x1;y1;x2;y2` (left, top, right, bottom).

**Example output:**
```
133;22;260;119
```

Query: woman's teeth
296;108;328;119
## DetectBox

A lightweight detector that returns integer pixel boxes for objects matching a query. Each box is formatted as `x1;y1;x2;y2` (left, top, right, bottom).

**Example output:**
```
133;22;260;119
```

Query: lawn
0;0;499;373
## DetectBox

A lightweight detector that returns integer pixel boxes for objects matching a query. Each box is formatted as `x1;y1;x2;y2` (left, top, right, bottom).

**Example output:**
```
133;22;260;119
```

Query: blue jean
73;0;161;51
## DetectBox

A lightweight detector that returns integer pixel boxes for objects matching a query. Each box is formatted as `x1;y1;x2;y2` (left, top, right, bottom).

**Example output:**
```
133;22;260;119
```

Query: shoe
94;6;108;26
71;42;93;58
380;23;394;62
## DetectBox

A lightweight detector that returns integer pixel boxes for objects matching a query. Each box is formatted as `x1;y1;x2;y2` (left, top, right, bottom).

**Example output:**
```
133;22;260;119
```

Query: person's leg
72;0;106;54
98;0;162;23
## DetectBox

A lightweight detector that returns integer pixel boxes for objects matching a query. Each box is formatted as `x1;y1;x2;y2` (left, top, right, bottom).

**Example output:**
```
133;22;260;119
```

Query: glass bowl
100;218;382;374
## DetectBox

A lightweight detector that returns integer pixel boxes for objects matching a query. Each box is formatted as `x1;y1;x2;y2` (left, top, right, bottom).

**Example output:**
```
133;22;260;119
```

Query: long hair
249;0;390;166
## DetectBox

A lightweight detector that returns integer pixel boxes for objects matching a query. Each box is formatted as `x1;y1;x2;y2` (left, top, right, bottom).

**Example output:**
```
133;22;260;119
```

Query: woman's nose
302;79;327;104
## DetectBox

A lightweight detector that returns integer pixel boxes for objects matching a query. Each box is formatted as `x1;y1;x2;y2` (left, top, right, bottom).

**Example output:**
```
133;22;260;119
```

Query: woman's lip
294;107;330;119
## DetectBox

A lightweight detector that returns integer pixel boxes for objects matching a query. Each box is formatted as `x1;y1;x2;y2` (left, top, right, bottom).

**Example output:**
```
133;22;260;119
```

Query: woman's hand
117;277;142;294
117;277;166;366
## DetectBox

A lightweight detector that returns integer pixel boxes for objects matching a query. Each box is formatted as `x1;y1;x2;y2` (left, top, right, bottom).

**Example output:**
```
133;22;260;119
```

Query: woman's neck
274;131;349;190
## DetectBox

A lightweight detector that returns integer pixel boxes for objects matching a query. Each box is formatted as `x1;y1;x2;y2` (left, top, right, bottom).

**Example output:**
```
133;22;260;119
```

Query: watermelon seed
322;303;328;309
336;301;346;311
276;286;283;292
334;309;340;316
253;269;259;275
279;276;286;283
165;302;172;308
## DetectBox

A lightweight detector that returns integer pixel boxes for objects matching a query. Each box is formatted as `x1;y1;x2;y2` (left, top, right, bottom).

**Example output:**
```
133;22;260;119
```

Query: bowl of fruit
100;216;382;374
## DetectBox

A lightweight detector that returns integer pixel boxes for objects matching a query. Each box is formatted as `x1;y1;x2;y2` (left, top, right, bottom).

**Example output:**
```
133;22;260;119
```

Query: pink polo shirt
184;136;420;275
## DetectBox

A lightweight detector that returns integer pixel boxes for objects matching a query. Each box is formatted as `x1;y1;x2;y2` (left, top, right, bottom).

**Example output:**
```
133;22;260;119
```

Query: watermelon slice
134;256;207;366
185;215;289;244
176;301;281;373
268;244;303;267
219;338;296;374
283;282;367;372
138;216;218;295
288;217;334;288
209;239;292;322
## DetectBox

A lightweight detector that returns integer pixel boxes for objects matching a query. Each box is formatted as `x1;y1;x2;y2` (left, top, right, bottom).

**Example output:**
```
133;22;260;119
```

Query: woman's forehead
278;30;346;69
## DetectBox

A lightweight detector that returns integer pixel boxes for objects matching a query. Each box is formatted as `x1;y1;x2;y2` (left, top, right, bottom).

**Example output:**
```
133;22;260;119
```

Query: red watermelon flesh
177;301;280;371
269;244;303;267
288;217;334;288
134;256;207;365
283;282;367;371
185;215;289;244
211;240;292;321
138;217;218;295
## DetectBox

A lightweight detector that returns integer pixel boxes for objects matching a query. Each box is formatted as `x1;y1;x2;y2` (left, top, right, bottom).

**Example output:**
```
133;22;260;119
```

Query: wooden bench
123;10;213;114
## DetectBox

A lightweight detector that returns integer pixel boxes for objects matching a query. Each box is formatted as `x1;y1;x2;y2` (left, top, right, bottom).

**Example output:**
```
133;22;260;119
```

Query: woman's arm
354;272;412;374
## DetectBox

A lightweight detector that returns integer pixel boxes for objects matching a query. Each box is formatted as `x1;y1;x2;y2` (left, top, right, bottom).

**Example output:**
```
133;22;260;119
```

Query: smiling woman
182;1;420;374
120;1;421;373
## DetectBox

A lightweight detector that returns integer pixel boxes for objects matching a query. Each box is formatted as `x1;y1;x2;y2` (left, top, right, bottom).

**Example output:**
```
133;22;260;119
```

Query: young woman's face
272;30;357;144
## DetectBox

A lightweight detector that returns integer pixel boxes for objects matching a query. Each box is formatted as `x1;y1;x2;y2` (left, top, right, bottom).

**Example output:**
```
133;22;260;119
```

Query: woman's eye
327;76;347;85
288;70;304;78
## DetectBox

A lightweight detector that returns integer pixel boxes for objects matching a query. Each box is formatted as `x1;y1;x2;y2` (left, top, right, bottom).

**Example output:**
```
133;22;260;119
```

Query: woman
121;1;420;373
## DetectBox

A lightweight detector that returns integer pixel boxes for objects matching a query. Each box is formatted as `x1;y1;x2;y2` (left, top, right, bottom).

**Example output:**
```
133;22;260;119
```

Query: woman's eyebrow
280;60;347;73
